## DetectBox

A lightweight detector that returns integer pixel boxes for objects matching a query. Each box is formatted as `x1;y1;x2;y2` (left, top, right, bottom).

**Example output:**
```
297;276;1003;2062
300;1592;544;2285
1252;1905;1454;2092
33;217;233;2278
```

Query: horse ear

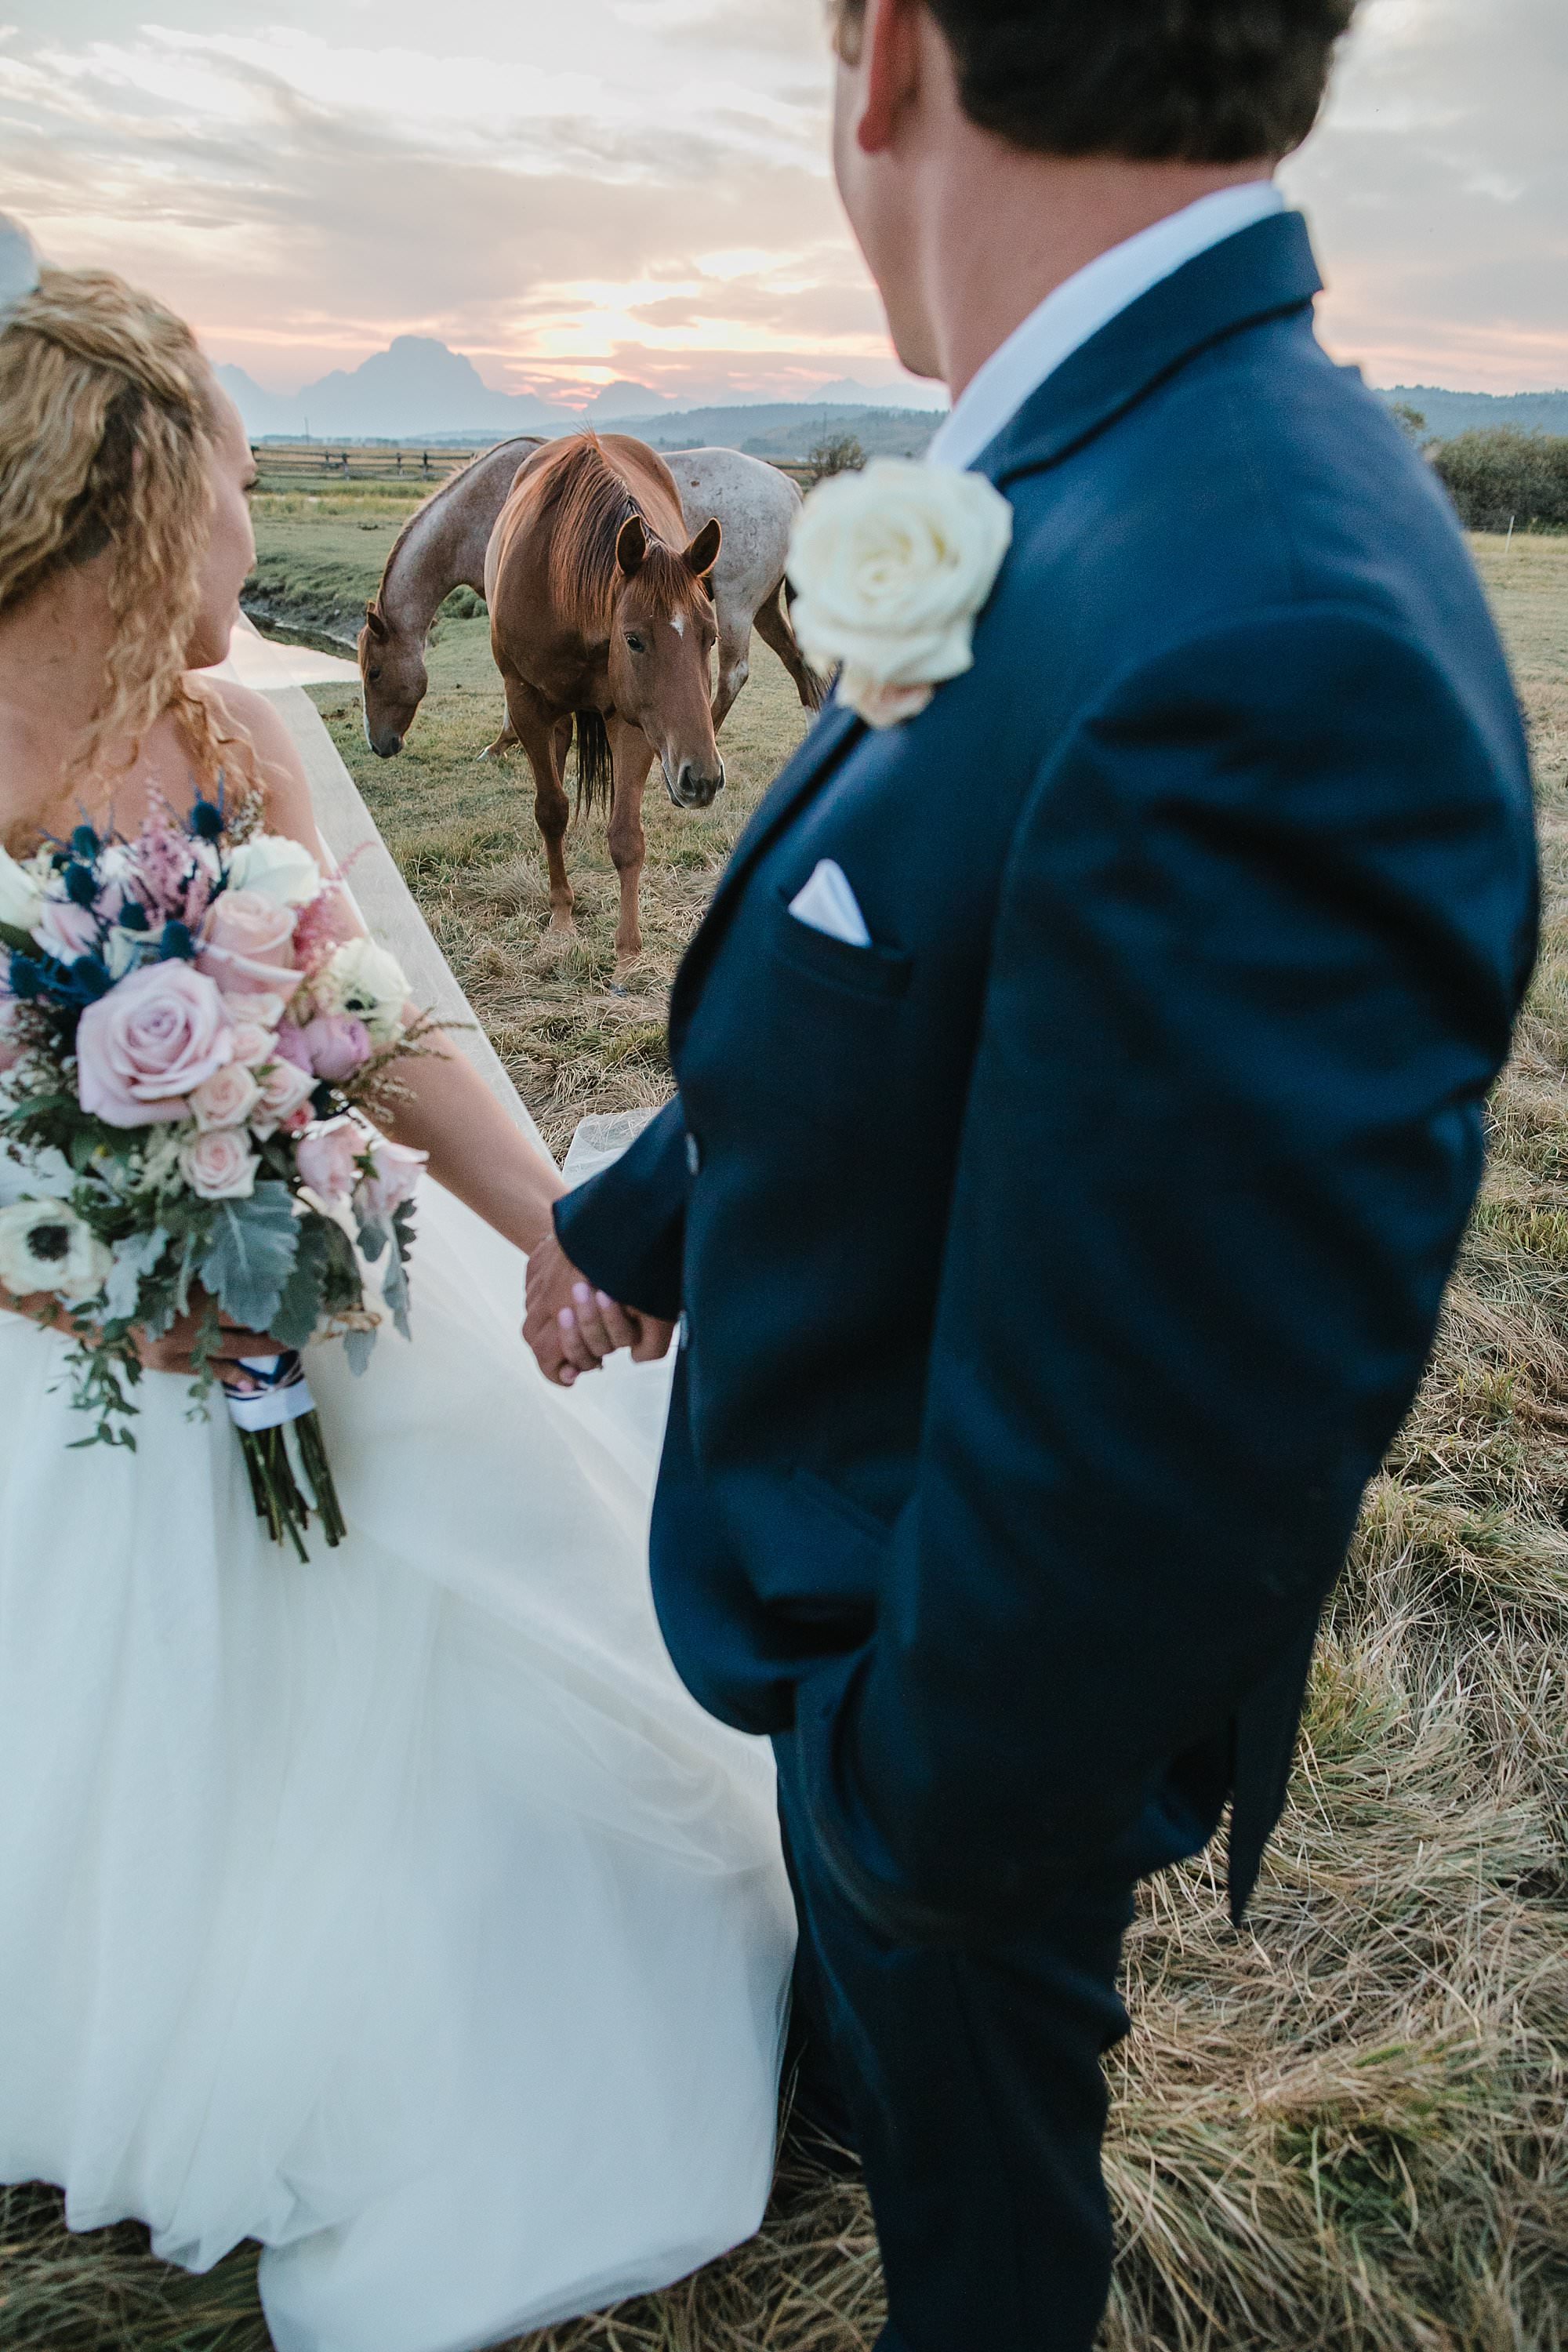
365;601;388;642
616;515;648;579
683;517;722;584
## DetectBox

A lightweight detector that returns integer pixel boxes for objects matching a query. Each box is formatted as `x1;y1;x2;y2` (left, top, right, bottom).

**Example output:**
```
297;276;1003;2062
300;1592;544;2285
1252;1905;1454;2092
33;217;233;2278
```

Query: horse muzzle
364;714;405;760
665;757;726;811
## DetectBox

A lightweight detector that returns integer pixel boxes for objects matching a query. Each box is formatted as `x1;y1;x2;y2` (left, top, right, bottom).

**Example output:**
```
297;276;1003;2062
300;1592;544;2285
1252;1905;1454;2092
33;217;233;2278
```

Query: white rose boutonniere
786;458;1014;730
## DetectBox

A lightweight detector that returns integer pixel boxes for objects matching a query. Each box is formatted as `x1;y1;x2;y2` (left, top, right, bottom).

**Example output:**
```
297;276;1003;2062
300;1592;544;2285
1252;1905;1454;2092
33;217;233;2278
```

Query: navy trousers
775;1737;1142;2352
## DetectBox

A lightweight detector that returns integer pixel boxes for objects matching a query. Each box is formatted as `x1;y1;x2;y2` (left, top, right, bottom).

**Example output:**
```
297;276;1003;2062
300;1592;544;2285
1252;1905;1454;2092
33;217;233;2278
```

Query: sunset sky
2;0;1564;407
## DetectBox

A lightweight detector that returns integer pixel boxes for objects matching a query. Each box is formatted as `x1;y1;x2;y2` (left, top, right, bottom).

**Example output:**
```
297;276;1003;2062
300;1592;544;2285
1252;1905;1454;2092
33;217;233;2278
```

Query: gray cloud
1286;0;1568;387
2;0;1563;401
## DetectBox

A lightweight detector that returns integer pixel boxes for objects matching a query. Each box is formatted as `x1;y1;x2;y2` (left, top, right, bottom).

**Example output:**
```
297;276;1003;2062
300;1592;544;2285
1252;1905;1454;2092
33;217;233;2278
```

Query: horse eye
368;667;382;684
625;633;646;655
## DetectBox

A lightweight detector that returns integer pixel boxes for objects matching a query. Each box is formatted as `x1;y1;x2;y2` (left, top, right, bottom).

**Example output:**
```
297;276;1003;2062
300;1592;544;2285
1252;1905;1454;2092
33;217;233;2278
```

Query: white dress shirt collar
926;180;1286;474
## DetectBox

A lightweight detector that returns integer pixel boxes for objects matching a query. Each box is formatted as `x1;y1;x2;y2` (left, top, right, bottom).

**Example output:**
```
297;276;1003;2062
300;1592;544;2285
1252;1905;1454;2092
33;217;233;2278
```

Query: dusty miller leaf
104;1227;169;1323
198;1181;299;1334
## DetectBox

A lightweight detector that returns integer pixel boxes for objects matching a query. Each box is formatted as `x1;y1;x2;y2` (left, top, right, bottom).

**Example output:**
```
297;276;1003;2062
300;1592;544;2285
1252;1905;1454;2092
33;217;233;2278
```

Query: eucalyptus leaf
198;1182;299;1334
343;1324;377;1377
271;1218;334;1351
380;1244;412;1342
357;1214;390;1265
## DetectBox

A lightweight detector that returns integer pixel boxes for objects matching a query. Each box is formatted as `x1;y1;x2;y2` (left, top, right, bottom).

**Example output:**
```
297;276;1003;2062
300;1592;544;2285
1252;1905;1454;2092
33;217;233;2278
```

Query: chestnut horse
485;434;724;965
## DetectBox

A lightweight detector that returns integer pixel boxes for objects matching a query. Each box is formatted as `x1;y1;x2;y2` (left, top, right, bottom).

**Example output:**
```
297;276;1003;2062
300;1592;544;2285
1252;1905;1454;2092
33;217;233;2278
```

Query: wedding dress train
0;1162;795;2352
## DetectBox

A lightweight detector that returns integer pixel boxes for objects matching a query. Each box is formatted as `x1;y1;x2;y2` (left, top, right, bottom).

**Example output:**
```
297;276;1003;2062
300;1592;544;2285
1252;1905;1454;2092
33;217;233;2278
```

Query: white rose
180;1127;259;1201
786;459;1014;728
319;938;411;1045
0;845;45;937
226;834;323;908
0;1198;112;1301
190;1061;263;1132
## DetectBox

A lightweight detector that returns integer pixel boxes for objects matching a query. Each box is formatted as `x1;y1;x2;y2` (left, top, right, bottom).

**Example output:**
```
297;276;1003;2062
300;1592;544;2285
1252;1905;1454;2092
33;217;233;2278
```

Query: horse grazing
358;439;821;760
486;434;724;966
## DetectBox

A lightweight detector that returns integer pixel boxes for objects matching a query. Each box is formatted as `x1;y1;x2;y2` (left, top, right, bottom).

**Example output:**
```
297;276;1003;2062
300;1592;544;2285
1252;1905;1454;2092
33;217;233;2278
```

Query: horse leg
512;695;576;938
711;596;752;733
606;722;655;969
754;573;826;712
479;710;519;762
478;707;518;762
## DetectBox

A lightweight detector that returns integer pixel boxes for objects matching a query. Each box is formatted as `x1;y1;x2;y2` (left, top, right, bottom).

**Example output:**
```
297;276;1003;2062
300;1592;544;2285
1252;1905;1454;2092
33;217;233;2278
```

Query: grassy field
2;519;1566;2350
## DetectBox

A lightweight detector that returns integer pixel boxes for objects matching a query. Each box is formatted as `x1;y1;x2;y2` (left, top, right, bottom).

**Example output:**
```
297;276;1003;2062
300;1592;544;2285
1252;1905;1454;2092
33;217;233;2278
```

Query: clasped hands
524;1231;676;1388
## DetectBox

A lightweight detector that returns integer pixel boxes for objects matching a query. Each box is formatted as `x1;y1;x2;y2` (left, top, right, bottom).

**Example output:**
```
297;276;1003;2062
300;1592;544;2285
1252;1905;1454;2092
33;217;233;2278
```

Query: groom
526;2;1538;2343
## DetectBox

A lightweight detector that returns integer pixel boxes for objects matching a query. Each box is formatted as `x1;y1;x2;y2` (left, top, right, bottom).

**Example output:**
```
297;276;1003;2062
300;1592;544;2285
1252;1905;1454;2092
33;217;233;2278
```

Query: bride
0;232;794;2350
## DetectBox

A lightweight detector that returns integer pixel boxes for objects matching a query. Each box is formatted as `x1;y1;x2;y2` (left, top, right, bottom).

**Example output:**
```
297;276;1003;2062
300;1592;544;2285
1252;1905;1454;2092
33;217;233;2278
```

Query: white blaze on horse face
670;613;686;639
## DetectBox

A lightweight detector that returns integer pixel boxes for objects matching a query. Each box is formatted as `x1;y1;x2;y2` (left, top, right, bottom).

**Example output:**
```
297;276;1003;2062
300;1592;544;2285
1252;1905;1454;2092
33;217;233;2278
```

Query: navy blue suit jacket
557;213;1537;1943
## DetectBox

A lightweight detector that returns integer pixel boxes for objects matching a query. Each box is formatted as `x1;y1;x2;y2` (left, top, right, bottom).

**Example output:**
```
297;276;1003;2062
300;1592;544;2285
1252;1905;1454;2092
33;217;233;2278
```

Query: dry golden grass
2;539;1566;2351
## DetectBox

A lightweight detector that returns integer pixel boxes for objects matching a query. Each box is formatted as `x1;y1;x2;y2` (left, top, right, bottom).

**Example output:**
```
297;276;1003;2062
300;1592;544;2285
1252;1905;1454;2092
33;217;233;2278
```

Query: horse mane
371;436;542;622
543;433;650;638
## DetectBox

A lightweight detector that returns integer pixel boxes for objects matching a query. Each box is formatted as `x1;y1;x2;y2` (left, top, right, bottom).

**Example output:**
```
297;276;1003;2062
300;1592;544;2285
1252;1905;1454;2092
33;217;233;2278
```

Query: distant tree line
1427;428;1568;533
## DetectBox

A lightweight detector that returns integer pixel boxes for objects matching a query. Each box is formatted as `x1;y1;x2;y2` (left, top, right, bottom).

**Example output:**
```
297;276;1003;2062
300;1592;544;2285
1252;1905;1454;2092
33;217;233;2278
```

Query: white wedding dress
0;645;796;2352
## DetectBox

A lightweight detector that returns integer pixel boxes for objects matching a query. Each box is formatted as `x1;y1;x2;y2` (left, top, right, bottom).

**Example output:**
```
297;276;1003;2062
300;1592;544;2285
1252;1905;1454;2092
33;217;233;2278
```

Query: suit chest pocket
768;888;914;1002
743;889;913;1123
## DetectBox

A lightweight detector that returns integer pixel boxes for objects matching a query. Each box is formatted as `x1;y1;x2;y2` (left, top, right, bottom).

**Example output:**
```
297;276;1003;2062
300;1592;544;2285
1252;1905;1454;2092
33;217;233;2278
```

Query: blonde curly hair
0;263;256;808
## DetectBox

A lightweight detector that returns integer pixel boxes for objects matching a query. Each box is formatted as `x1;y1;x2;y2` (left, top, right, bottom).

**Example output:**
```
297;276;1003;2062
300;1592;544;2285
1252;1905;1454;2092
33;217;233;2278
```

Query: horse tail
572;709;613;816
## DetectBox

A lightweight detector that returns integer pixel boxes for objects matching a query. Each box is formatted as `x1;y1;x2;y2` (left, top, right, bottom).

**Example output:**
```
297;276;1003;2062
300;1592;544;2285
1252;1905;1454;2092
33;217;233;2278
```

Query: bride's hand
138;1297;286;1380
524;1233;675;1385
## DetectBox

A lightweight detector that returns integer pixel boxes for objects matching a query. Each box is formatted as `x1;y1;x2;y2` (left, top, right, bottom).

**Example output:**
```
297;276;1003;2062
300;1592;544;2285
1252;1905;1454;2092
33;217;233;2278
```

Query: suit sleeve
552;1094;689;1322
795;607;1537;1942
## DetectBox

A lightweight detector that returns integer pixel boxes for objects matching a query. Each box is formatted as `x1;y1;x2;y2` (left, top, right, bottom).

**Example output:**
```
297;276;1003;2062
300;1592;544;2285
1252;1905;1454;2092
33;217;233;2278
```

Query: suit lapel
974;211;1323;491
670;696;864;1033
670;211;1325;1042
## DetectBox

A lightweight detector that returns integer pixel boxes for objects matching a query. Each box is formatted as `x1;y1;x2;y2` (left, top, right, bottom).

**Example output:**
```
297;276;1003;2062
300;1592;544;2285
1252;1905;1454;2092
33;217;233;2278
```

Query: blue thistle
187;795;225;844
64;861;100;909
70;823;100;861
158;921;197;962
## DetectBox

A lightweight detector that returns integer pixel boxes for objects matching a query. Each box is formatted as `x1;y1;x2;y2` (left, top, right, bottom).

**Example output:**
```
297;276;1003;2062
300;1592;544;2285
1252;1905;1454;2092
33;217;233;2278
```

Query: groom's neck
919;147;1278;404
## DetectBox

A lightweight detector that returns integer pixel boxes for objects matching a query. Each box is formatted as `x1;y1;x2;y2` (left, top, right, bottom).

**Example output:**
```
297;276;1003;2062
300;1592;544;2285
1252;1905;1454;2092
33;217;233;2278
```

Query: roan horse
485;433;726;966
358;437;821;760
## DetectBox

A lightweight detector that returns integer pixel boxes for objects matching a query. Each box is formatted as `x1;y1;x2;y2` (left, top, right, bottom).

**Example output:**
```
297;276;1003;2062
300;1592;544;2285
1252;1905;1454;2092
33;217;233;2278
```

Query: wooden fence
250;441;818;495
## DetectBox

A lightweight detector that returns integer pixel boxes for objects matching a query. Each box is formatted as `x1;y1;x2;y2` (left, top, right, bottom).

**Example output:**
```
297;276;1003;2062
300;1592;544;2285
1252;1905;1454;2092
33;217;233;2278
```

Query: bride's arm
206;680;566;1257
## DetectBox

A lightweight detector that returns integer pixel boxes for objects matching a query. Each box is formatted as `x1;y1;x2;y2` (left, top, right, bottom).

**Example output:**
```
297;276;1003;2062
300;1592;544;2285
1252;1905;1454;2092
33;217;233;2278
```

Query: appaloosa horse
358;438;820;759
485;434;725;966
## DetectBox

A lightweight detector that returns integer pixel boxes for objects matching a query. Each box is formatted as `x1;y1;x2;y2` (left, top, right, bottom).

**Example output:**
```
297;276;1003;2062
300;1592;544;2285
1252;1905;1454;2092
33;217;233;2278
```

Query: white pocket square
787;859;872;949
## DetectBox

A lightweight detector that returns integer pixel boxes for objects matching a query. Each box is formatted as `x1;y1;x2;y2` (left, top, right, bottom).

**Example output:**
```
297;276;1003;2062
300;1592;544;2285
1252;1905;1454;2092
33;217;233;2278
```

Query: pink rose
252;1058;317;1139
179;1127;259;1201
228;1022;274;1069
196;890;301;1001
75;961;234;1128
297;1014;372;1083
354;1139;426;1226
296;1117;364;1203
190;1061;263;1132
35;898;100;964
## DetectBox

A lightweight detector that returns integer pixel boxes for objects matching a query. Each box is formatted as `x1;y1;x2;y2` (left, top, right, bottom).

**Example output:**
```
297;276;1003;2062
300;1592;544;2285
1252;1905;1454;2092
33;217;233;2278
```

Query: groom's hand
524;1232;675;1385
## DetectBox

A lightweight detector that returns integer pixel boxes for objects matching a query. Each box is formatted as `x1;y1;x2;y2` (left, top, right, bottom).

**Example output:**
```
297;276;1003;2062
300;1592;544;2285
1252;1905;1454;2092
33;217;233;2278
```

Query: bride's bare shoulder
186;673;303;779
184;673;315;841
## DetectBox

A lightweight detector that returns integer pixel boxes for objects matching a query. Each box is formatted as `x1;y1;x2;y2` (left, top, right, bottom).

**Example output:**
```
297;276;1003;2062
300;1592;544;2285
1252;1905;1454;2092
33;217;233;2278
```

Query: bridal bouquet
0;790;431;1559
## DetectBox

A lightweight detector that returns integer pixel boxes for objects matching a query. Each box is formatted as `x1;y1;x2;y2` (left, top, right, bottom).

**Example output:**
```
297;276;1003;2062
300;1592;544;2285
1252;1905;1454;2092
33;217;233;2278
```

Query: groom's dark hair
832;0;1358;163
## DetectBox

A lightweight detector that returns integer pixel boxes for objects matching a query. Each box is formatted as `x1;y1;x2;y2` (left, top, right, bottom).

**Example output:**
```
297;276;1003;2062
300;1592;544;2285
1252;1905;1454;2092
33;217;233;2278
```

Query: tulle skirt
0;1179;793;2352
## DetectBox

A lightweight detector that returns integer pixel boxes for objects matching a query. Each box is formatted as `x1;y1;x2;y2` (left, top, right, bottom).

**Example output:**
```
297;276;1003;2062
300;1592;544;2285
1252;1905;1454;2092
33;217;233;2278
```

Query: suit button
685;1133;702;1176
